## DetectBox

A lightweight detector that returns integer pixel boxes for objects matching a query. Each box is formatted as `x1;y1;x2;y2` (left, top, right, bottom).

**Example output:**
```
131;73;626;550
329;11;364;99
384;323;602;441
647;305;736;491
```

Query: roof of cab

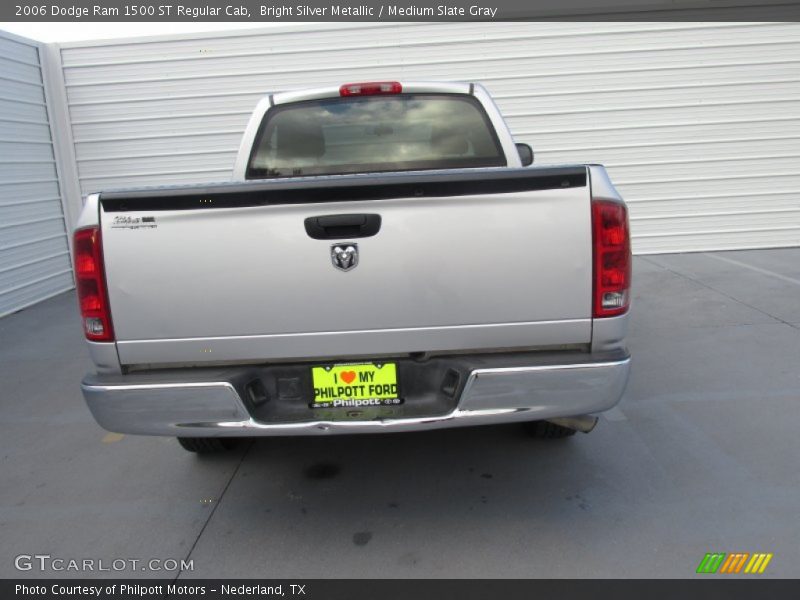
271;81;474;106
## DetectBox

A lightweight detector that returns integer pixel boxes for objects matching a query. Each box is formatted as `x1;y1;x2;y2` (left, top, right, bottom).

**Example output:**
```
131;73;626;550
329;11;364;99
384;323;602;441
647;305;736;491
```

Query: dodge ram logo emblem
331;244;358;272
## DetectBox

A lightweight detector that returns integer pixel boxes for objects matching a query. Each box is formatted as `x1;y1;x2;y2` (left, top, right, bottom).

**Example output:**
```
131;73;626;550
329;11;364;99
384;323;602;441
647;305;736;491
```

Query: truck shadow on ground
176;421;651;576
200;422;623;538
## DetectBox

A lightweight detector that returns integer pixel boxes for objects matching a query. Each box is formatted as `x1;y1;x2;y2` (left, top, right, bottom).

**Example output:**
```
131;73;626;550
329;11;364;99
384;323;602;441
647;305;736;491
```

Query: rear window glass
246;94;506;179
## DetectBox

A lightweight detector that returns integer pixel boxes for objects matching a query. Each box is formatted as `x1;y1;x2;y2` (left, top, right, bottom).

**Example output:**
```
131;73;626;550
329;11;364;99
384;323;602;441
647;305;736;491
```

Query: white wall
47;21;800;254
0;31;73;317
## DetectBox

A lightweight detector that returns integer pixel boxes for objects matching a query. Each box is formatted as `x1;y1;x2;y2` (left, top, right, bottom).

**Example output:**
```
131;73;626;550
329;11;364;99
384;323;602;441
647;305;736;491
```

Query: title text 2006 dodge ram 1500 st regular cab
74;81;631;453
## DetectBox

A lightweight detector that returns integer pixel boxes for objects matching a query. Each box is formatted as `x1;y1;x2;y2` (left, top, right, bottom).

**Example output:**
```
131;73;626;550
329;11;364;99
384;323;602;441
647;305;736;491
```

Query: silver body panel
116;320;591;366
101;183;593;366
82;355;630;437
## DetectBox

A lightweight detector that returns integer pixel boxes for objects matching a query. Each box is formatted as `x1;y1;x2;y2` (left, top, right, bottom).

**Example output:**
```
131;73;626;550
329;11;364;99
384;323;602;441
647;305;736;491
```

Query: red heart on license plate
340;370;356;384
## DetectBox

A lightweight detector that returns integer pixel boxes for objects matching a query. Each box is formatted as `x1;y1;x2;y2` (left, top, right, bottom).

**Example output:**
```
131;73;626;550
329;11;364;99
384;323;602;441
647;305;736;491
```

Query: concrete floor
1;249;799;579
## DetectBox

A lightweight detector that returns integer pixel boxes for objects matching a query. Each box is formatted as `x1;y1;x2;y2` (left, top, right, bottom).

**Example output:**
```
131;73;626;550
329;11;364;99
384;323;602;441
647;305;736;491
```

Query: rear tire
177;437;240;453
525;420;577;439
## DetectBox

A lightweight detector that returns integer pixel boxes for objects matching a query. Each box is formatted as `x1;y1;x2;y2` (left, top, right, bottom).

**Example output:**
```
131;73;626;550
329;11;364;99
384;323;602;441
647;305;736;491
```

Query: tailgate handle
304;214;382;240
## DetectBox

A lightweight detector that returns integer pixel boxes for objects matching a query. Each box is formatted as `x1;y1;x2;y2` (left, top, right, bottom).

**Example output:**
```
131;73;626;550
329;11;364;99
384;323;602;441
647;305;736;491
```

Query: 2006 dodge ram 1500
74;81;632;453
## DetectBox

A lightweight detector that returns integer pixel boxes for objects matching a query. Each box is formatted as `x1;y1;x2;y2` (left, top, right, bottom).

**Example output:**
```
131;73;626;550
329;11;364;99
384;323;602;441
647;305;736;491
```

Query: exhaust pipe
546;415;599;434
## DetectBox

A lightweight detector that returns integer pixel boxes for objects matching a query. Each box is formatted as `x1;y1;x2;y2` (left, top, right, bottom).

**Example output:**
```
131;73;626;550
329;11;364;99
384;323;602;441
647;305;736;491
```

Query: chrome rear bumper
82;352;630;437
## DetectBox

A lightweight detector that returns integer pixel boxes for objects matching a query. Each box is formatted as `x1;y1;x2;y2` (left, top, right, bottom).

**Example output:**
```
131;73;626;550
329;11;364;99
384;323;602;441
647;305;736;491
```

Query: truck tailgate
99;167;593;365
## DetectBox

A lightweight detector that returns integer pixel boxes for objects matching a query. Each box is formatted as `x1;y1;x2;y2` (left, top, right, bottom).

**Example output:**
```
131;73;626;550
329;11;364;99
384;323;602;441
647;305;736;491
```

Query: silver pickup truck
74;81;631;453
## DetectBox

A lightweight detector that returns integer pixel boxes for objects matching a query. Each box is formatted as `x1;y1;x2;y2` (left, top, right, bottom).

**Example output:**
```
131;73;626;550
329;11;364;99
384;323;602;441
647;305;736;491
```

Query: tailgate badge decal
331;244;358;272
110;215;157;230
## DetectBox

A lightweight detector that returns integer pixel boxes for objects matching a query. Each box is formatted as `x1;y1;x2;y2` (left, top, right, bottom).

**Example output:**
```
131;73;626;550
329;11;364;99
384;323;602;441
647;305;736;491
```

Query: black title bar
5;579;800;600
4;0;800;22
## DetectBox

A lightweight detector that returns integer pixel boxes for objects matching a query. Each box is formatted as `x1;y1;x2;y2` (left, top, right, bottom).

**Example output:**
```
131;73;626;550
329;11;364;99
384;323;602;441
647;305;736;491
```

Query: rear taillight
592;200;631;318
339;81;402;96
73;227;114;342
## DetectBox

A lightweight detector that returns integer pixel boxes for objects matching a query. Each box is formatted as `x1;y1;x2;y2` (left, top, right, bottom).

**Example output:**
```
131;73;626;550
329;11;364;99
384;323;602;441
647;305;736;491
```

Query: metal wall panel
56;21;800;254
0;31;72;317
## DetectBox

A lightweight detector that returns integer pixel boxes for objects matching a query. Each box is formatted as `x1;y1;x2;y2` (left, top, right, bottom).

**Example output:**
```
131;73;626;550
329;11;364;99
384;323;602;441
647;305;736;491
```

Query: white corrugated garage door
55;21;800;254
0;31;72;317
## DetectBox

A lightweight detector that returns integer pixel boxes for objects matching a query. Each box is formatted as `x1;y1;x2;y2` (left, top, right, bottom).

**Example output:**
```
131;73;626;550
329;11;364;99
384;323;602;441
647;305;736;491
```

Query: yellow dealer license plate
311;363;400;408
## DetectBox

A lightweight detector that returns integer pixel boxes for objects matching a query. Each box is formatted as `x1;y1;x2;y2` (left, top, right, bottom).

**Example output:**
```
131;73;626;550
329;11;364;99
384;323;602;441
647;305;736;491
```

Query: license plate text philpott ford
311;363;400;408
